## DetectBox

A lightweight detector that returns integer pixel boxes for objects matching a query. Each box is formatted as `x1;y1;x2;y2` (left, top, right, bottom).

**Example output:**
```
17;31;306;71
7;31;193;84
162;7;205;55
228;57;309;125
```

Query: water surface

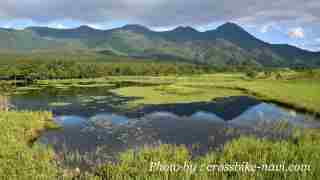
10;85;320;168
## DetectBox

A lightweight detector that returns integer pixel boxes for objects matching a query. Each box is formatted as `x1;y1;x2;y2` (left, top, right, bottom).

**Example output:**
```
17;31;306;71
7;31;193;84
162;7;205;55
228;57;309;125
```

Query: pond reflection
10;85;320;169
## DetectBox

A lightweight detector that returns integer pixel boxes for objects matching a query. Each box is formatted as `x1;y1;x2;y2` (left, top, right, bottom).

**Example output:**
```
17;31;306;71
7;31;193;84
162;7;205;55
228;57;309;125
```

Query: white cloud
48;22;67;29
288;27;305;39
87;24;103;29
3;24;11;29
260;25;269;33
260;23;273;33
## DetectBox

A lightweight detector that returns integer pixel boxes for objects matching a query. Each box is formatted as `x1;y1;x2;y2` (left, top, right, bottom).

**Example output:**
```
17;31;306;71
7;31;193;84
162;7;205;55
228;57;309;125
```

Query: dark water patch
112;81;167;88
37;102;320;170
128;96;261;120
10;86;137;117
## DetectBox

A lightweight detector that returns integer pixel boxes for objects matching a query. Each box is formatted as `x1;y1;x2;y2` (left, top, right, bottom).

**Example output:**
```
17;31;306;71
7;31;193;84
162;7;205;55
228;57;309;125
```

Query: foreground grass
95;129;320;180
1;110;319;179
0;111;59;179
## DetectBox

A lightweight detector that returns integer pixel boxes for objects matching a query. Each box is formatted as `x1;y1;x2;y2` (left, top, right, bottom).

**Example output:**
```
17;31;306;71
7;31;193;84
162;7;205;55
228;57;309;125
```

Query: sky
0;0;319;51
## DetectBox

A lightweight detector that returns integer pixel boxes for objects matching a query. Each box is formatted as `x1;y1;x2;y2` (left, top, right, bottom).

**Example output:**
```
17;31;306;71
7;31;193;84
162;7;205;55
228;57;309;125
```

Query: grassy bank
95;129;320;180
114;85;244;107
112;72;320;115
0;111;59;179
216;79;320;116
198;72;320;115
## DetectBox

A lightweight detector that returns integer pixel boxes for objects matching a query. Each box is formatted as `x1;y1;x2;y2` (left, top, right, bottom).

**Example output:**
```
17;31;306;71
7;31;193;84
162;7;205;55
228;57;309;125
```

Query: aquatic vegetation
113;85;244;107
56;145;113;171
37;78;114;89
15;86;43;91
95;129;320;180
2;109;319;179
49;102;73;107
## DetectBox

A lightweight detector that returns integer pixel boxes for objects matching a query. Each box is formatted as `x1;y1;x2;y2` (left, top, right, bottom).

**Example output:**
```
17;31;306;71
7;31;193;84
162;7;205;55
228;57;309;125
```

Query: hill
1;23;319;67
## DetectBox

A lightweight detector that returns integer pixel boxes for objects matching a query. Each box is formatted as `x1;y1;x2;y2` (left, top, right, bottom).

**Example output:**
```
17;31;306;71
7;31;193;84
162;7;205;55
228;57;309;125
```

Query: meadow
112;70;320;115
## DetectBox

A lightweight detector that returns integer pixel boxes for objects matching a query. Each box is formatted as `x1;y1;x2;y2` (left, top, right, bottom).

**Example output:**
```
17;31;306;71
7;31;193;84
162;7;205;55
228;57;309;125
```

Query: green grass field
112;71;320;115
114;85;244;107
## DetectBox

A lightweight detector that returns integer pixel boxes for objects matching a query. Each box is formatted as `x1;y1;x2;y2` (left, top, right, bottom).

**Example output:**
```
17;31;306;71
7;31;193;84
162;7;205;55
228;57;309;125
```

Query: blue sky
1;0;319;51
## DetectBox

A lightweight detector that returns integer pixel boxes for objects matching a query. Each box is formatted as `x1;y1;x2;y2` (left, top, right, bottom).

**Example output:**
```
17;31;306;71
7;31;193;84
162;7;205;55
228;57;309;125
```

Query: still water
11;85;320;168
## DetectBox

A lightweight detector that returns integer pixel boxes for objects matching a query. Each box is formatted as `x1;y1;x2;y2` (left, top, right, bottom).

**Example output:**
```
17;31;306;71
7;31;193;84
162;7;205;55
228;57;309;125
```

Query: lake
10;84;320;169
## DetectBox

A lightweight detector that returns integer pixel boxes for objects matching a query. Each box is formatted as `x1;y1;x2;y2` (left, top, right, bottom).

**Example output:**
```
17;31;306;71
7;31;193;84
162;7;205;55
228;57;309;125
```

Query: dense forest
0;59;218;80
0;57;312;81
2;50;318;83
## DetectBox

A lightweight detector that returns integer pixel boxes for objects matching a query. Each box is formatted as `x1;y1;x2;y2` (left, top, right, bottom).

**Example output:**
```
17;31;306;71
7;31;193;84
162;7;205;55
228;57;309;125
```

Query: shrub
245;70;258;79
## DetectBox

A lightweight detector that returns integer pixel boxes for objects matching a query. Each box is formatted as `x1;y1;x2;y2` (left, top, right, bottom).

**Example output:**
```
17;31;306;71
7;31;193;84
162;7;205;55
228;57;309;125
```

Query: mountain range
1;22;319;67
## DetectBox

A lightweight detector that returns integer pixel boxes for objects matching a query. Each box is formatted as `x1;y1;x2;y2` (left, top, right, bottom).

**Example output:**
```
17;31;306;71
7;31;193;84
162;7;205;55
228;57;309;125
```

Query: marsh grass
112;71;320;115
56;145;113;171
0;95;9;111
113;85;244;107
49;102;73;107
0;111;59;179
95;129;320;180
1;113;319;179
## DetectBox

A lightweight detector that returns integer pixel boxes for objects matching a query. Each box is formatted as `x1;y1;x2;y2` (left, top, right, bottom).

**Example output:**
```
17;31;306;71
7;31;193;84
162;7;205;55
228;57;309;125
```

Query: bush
245;70;258;79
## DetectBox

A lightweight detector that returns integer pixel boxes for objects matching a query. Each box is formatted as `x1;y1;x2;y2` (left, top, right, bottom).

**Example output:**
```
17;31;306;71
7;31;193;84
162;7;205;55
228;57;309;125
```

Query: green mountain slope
1;23;319;67
0;28;85;52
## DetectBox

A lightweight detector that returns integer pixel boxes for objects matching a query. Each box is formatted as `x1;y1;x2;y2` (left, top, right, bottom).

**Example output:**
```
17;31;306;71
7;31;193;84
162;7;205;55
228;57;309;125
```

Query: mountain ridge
23;23;316;52
1;22;319;67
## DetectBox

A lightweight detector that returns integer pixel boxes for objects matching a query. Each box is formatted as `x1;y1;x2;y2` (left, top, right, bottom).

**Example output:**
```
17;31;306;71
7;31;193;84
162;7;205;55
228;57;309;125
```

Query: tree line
0;60;215;80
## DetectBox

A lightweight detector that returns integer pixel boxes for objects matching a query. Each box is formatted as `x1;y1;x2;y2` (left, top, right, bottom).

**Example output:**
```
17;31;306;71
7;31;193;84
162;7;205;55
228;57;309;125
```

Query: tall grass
95;129;320;180
0;111;59;179
0;95;9;111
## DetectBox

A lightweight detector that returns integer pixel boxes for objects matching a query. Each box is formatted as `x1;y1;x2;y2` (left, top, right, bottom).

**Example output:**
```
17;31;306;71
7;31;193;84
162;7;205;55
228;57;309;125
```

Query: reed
0;95;9;111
